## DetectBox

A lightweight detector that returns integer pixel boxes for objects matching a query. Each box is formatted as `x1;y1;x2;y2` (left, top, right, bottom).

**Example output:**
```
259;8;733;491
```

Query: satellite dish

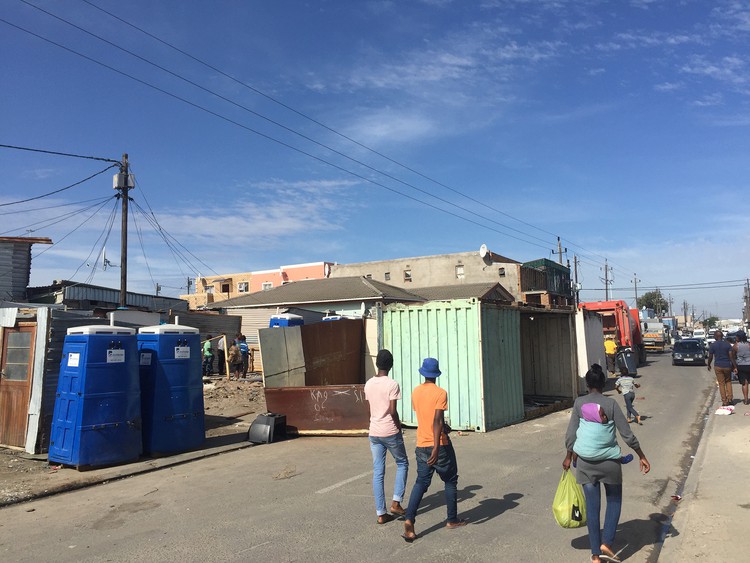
479;244;489;259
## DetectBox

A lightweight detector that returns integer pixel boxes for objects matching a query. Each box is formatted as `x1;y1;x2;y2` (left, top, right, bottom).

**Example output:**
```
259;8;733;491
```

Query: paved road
0;352;714;562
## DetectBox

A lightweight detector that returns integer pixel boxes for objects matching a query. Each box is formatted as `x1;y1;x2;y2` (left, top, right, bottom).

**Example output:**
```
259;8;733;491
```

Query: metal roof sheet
414;282;514;302
208;276;425;309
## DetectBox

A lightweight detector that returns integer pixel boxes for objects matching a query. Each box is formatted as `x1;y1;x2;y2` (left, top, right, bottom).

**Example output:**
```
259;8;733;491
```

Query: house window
455;265;465;280
404;269;412;282
220;283;230;293
498;267;505;277
384;272;390;281
262;282;273;290
237;282;249;293
365;273;372;279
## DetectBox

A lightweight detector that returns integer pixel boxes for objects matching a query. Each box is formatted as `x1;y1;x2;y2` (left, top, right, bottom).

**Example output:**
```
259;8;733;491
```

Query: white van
693;328;706;339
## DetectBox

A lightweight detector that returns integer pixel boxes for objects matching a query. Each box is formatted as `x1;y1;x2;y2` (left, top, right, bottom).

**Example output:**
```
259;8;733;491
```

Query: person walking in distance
615;366;641;424
402;357;466;542
707;330;736;407
364;349;408;524
732;331;750;405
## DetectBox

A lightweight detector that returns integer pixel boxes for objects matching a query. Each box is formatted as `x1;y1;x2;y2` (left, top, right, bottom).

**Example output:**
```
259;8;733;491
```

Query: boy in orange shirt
402;358;466;542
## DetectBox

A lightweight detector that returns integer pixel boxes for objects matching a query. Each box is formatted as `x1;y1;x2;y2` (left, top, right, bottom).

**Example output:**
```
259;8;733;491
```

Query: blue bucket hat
418;357;441;378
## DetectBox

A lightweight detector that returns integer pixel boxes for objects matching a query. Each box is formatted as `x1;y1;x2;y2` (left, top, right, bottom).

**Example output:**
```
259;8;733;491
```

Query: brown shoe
446;519;468;529
377;513;394;525
390;504;406;516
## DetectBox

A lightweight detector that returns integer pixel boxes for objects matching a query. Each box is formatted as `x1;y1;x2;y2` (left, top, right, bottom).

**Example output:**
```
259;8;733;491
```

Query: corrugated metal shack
0;237;52;301
0;305;111;453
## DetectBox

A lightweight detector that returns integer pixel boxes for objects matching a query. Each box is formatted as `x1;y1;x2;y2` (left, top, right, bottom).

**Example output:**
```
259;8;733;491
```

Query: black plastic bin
616;349;638;376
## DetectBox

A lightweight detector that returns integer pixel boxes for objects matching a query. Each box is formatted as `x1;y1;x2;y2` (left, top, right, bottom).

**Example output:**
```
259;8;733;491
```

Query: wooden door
0;326;36;447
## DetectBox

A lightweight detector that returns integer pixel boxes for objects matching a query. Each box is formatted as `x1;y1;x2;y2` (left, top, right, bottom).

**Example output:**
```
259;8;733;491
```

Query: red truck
579;300;647;366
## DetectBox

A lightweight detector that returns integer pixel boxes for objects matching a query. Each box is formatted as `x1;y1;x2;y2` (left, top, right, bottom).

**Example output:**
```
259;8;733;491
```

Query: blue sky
2;0;749;319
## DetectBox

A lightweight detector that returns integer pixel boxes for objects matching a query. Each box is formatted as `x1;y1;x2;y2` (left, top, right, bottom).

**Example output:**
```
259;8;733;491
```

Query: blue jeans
623;392;639;419
202;354;213;375
405;442;459;524
369;433;409;516
583;482;622;555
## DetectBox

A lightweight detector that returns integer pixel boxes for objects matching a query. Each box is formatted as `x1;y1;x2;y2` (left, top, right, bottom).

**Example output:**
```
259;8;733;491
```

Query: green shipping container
383;299;524;432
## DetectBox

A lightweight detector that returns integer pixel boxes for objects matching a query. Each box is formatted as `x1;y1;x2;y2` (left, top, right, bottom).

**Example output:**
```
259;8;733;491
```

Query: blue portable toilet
269;313;304;328
137;323;205;455
49;325;141;467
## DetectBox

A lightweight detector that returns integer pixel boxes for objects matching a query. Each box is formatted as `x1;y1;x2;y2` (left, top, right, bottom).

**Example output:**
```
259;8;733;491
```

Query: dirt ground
0;377;266;506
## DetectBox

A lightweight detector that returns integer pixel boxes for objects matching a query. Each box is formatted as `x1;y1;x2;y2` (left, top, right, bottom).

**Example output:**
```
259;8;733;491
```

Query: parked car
672;339;706;366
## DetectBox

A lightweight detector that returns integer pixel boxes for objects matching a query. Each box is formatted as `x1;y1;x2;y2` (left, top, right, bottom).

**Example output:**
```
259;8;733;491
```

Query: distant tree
637;290;667;315
703;316;720;329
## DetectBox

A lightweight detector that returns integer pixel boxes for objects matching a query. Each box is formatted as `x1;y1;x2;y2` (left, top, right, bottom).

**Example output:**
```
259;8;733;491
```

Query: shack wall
519;311;576;398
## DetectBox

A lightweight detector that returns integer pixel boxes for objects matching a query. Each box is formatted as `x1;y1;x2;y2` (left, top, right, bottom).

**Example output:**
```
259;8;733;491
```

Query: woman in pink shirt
364;349;409;524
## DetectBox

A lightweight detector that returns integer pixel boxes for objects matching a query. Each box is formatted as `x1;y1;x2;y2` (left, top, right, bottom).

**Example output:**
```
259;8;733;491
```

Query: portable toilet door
137;323;204;455
48;325;140;467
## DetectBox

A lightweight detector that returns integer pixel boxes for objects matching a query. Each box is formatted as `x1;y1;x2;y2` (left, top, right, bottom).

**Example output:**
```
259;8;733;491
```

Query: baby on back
572;403;633;465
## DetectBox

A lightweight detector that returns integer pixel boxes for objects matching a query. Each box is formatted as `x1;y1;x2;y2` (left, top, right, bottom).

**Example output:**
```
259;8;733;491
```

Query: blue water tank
269;313;304;328
137;324;205;455
48;326;142;467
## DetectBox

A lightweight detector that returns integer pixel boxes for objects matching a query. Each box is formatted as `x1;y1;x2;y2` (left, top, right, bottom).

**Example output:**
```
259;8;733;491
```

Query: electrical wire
0;163;118;207
0;195;112;216
130;202;190;279
0;196;115;236
83;198;120;285
1;17;558;253
17;1;558;251
65;196;119;281
80;0;638;273
131;203;157;289
0;143;120;164
130;199;210;279
79;0;577;248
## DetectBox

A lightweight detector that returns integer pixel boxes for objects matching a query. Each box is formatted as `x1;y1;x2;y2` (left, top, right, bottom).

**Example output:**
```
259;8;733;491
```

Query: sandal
377;514;394;525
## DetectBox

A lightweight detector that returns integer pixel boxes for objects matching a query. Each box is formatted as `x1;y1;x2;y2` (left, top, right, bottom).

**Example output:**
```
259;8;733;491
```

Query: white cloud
681;54;748;89
691;93;724;107
654;81;683;92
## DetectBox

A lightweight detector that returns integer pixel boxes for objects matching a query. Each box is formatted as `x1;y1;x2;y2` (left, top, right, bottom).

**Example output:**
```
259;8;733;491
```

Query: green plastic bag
552;469;587;528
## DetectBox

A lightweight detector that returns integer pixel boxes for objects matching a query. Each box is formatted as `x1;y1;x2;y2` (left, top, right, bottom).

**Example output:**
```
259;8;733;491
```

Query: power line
0;143;120;164
1;17;558;252
81;0;611;256
17;1;558;251
0;196;115;236
0;163;118;207
0;195;112;216
81;0;651;274
65;197;119;281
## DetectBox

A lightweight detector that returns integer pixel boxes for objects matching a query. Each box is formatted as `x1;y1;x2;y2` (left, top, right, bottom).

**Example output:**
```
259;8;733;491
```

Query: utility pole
186;277;193;295
668;294;674;317
632;274;640;308
683;300;689;329
553;236;567;265
573;255;580;307
601;259;613;300
114;153;133;309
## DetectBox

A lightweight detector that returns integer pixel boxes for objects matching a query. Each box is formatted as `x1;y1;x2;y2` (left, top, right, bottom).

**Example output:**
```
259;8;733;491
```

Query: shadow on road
414;487;523;538
570;512;677;560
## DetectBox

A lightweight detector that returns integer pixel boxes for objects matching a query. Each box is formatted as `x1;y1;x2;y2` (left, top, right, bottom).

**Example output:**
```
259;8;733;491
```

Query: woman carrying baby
562;364;651;563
